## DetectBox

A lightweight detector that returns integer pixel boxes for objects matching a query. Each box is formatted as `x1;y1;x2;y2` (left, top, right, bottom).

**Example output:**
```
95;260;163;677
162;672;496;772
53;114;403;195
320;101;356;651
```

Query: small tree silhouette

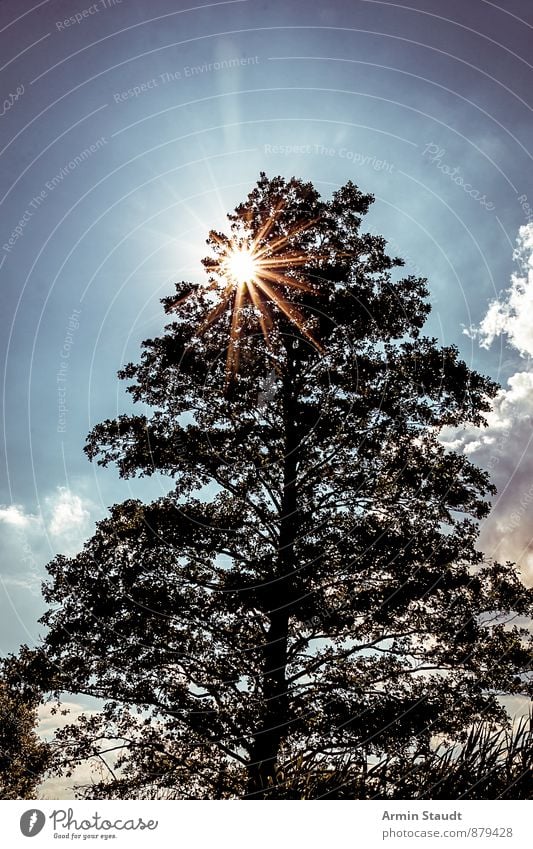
0;669;49;799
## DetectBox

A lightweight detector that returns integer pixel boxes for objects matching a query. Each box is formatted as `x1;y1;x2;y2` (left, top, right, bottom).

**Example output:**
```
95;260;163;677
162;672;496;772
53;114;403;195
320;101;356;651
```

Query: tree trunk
245;360;298;798
245;608;290;797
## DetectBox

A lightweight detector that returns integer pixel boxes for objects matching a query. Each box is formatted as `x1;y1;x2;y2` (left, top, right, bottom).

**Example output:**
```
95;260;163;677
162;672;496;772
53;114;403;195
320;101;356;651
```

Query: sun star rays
191;203;325;384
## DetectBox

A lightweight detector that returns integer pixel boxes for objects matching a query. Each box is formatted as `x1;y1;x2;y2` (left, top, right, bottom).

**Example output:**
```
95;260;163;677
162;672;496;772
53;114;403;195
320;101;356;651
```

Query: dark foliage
0;668;49;799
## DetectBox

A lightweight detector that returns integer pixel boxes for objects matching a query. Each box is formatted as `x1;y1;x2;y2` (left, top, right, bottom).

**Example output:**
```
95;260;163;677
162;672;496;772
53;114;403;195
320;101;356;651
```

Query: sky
1;0;533;753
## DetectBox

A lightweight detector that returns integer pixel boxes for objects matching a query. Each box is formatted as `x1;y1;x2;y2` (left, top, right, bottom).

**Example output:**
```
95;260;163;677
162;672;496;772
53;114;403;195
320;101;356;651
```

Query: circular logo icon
20;810;46;837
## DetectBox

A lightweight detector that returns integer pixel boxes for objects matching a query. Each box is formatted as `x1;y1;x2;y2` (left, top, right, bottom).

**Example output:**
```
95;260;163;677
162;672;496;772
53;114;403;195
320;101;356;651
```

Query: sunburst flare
176;201;326;385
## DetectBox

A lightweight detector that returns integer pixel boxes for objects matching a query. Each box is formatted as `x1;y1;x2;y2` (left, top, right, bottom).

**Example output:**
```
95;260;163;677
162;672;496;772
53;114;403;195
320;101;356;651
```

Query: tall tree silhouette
19;174;533;798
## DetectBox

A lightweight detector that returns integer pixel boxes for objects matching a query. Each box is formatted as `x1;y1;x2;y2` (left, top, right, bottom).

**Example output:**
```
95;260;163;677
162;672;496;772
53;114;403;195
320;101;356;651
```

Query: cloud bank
476;224;533;358
445;224;533;583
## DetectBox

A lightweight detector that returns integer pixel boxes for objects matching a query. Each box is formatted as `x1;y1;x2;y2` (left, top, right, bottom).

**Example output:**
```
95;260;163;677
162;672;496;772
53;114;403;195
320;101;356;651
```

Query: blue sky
1;0;533;663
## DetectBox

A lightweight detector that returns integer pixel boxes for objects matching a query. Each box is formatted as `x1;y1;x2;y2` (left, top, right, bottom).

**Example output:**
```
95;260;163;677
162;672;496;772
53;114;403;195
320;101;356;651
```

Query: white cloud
0;487;92;551
0;488;95;650
0;504;32;527
476;223;533;356
47;487;90;540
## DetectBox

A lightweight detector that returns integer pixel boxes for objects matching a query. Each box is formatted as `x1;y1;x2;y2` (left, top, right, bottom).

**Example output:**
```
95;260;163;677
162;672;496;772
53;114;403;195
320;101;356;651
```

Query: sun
171;200;327;386
224;247;259;286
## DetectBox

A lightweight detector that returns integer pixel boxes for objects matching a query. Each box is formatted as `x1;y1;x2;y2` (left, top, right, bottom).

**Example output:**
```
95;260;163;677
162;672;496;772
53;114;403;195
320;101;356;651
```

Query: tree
0;668;49;799
17;173;533;799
